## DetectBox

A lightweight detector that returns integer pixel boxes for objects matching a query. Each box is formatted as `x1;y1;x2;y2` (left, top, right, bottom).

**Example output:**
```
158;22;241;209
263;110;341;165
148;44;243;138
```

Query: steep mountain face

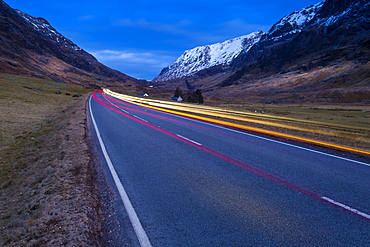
264;2;324;43
0;0;140;88
154;0;370;103
228;0;369;79
317;0;354;17
153;31;264;82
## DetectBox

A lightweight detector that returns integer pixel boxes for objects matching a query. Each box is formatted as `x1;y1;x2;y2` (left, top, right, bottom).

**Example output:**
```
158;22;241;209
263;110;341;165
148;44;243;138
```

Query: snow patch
268;1;324;40
16;10;82;51
154;31;264;81
314;8;351;27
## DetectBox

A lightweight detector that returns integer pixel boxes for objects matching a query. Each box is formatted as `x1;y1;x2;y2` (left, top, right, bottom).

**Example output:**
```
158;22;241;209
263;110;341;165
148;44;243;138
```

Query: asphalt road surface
89;91;370;246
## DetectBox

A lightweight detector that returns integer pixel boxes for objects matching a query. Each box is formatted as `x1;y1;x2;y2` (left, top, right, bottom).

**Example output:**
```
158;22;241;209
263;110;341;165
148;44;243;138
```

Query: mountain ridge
153;31;264;82
153;0;370;103
0;0;141;89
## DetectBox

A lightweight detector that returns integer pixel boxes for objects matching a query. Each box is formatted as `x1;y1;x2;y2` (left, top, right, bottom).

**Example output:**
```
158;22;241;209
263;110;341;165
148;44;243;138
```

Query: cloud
114;18;191;34
90;49;177;80
220;19;272;35
91;49;173;66
79;15;96;21
113;18;270;47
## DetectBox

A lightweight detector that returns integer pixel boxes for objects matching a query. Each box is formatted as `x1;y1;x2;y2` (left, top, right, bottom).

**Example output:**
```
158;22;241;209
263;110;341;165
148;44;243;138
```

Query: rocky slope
263;1;324;43
154;0;370;103
0;0;141;88
153;31;264;82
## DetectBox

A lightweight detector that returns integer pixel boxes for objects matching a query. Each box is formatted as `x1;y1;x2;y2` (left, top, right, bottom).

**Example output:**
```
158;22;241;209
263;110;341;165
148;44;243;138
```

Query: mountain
0;0;141;88
153;31;264;82
154;0;370;103
264;2;324;43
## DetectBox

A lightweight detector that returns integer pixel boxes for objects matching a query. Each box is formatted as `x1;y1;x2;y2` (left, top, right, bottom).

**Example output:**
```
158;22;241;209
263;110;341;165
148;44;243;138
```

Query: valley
1;0;369;245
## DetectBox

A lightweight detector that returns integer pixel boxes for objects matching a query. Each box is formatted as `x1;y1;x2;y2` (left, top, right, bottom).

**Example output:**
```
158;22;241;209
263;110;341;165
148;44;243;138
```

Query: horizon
6;0;321;80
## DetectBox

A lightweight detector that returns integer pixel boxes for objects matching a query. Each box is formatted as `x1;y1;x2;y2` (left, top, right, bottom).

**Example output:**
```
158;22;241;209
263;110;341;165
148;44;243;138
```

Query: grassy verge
0;74;101;246
108;89;370;153
1;76;368;245
216;103;370;152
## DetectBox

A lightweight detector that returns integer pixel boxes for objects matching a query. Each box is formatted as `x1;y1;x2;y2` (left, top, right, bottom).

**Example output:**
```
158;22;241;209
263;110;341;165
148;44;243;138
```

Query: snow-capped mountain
16;10;82;51
266;1;324;42
153;0;369;104
312;0;370;27
153;1;326;82
0;1;138;87
153;31;264;81
218;0;370;101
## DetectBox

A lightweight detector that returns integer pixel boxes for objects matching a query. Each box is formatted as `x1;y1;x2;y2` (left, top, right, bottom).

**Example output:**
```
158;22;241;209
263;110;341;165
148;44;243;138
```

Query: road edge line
103;89;370;157
89;94;152;247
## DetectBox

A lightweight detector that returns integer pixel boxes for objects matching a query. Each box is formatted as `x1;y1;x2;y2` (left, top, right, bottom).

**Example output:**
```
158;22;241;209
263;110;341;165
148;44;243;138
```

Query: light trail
100;90;370;167
102;89;370;157
89;93;152;247
92;91;370;223
103;89;369;133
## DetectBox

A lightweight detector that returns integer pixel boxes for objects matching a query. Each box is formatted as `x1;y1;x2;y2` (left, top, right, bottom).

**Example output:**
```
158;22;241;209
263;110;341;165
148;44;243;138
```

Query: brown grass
204;102;370;152
0;73;101;246
120;89;370;153
1;72;368;245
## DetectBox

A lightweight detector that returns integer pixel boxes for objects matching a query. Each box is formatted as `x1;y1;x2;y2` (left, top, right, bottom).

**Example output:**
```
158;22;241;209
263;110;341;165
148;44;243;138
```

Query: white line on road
176;134;202;146
89;96;152;247
133;115;149;122
103;94;130;113
104;92;369;167
321;196;370;220
174;115;370;167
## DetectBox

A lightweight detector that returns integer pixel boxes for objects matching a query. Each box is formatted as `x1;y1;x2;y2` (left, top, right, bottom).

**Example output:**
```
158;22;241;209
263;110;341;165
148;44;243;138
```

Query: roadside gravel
1;94;103;246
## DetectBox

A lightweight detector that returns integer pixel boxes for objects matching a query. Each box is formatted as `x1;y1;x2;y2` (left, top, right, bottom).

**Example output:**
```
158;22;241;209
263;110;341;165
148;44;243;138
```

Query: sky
6;0;321;80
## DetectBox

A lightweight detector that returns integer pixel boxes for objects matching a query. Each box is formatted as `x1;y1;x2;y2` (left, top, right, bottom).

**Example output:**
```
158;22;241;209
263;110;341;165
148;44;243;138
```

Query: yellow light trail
103;89;370;156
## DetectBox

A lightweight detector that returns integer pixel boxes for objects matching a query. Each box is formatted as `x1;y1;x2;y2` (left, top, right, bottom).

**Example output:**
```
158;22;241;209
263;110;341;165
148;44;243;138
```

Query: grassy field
112;89;370;153
0;73;88;150
1;75;368;245
217;103;370;152
0;73;101;246
223;103;370;130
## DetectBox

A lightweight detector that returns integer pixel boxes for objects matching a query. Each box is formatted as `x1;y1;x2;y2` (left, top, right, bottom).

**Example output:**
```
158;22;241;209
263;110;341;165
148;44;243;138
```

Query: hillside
0;73;102;246
0;0;142;89
153;0;370;104
153;31;264;82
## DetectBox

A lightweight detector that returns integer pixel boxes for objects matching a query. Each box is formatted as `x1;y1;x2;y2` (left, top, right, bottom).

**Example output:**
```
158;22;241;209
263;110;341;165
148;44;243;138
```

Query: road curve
89;91;370;246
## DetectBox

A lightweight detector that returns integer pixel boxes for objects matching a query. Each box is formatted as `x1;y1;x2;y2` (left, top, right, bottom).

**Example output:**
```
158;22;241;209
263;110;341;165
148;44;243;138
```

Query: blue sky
6;0;321;80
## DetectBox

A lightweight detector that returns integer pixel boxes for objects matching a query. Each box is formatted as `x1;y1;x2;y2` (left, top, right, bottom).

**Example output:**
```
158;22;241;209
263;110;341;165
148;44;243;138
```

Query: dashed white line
133;115;148;122
170;114;370;167
103;94;130;113
176;134;202;146
89;96;152;247
95;93;370;224
103;92;369;167
321;196;370;220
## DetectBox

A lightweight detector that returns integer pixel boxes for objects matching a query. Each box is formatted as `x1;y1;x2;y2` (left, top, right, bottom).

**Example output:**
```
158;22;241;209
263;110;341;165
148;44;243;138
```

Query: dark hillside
0;0;141;88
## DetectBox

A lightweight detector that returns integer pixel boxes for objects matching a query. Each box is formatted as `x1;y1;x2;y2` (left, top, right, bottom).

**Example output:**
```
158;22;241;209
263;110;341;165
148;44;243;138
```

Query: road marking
105;89;370;157
102;91;370;167
93;92;370;222
89;96;152;247
133;115;148;122
103;94;130;113
176;134;202;146
321;196;370;220
176;116;370;167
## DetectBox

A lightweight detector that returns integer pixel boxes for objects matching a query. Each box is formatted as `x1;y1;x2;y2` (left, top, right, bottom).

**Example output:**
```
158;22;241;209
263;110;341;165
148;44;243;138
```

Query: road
89;91;370;246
